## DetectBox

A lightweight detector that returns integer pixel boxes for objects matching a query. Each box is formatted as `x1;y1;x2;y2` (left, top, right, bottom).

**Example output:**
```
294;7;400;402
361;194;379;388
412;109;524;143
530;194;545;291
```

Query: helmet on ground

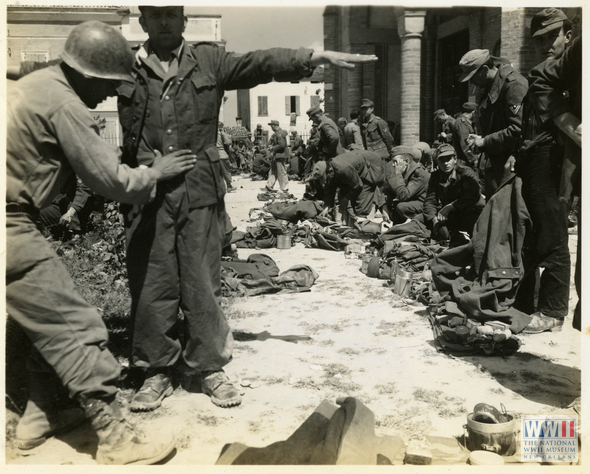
60;21;134;81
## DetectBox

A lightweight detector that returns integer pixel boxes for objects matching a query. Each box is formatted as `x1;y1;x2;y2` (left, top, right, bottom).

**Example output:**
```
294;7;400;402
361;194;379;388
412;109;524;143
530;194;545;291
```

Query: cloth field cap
268;119;280;127
433;109;447;120
436;143;457;160
462;102;478;112
337;117;348;125
413;141;431;154
311;160;327;179
360;98;374;108
391;146;421;162
531;8;569;37
458;49;490;83
306;105;322;118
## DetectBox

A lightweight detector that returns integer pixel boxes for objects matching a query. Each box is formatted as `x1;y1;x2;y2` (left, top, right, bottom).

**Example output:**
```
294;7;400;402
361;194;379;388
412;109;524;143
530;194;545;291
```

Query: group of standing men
6;6;377;464
305;8;581;336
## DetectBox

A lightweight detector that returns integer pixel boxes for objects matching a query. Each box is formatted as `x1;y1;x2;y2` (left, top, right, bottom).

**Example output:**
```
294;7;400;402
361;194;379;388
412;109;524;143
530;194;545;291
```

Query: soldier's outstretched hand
311;51;378;70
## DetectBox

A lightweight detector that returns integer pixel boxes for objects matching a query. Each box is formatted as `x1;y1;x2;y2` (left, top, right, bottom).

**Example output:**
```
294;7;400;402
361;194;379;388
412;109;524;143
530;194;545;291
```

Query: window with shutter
258;96;268;117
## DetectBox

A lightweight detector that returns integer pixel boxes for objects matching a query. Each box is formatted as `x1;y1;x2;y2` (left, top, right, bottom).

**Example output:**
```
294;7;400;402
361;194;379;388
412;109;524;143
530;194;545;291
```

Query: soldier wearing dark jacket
306;105;344;159
517;9;579;334
265;120;290;192
451;102;480;168
528;33;581;332
359;99;395;161
423;144;485;246
117;6;377;412
458;49;528;198
382;152;430;224
315;149;385;224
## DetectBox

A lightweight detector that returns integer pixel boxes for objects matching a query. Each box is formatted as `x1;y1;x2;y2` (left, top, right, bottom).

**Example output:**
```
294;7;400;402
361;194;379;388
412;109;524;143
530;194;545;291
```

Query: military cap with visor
436;143;457;160
306;105;322;118
458;49;491;83
360;99;374;108
531;8;569;37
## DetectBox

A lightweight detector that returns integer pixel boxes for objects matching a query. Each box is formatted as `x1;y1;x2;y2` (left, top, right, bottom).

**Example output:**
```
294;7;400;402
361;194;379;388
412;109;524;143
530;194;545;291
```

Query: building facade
323;6;582;146
236;68;324;141
7;6;224;145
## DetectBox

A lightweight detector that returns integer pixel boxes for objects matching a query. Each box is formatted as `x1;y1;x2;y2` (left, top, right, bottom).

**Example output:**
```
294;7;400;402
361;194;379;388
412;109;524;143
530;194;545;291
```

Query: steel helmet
60;21;134;81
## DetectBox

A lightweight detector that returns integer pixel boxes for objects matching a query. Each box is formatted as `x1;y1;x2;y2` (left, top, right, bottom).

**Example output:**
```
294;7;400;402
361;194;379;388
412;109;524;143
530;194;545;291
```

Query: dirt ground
5;172;584;466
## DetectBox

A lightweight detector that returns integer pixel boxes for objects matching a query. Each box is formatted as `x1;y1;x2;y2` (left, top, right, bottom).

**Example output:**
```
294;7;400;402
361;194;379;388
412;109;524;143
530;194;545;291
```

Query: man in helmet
6;21;198;464
119;5;377;413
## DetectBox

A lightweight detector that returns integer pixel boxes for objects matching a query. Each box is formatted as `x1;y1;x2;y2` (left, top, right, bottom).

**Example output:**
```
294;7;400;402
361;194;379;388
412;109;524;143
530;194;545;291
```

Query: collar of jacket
403;160;420;179
486;64;515;106
133;39;198;80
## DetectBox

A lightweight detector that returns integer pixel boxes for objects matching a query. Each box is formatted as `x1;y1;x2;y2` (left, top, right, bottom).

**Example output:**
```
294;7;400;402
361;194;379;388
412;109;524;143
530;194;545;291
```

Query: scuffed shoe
83;397;175;465
201;370;242;408
227;186;238;193
130;372;173;412
523;312;565;334
16;400;86;450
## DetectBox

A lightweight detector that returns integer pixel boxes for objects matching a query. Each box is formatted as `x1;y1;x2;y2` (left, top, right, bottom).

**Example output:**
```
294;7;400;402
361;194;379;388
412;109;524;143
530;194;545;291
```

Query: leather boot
81;397;175;465
16;371;85;449
16;399;86;449
201;369;242;408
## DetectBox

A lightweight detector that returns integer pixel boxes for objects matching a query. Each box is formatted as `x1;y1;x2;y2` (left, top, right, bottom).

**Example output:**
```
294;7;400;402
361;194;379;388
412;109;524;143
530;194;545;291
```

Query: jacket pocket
185;144;225;209
191;73;218;124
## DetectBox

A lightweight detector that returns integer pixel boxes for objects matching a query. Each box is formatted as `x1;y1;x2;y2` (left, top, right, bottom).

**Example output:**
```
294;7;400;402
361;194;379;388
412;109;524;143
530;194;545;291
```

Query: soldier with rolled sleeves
359;98;395;162
458;48;528;198
306;105;344;160
433;109;455;144
451;102;480;169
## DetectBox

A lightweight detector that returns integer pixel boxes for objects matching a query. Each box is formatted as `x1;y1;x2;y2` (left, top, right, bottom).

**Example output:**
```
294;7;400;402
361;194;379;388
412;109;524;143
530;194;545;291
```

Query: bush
54;201;131;358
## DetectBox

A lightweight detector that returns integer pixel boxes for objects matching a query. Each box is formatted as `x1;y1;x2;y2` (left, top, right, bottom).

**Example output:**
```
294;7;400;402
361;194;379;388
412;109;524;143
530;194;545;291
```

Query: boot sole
523;325;564;335
129;386;174;412
210;395;242;408
126;433;176;465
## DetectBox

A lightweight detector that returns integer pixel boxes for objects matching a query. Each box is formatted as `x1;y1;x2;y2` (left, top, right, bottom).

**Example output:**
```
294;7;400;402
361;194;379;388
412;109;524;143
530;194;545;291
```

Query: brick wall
501;9;529;74
388;43;402;125
400;35;422;145
482;7;502;55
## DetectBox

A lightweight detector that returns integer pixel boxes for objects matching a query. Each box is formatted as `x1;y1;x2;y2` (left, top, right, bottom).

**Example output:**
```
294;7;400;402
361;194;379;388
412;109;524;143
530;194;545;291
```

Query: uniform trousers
126;184;233;371
516;145;570;318
267;158;289;192
6;211;120;402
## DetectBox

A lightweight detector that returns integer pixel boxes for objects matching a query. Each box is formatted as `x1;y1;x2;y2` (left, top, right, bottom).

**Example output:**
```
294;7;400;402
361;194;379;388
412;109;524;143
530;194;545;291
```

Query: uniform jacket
430;175;532;328
269;128;290;160
478;64;528;163
7;65;158;211
383;160;430;202
317;115;344;159
290;135;305;156
216;129;232;160
342;121;364;151
528;35;581;126
118;42;314;209
423;164;484;223
452;113;479;167
361;115;394;160
324;150;384;208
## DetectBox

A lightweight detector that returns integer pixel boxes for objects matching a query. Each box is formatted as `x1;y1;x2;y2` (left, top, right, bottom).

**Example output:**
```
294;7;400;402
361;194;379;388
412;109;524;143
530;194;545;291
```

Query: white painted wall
246;81;324;138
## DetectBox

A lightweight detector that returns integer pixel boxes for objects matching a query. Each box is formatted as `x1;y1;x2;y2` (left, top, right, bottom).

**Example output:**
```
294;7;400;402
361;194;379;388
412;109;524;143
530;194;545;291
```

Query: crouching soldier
382;150;430;224
315;150;386;225
423;144;485;246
